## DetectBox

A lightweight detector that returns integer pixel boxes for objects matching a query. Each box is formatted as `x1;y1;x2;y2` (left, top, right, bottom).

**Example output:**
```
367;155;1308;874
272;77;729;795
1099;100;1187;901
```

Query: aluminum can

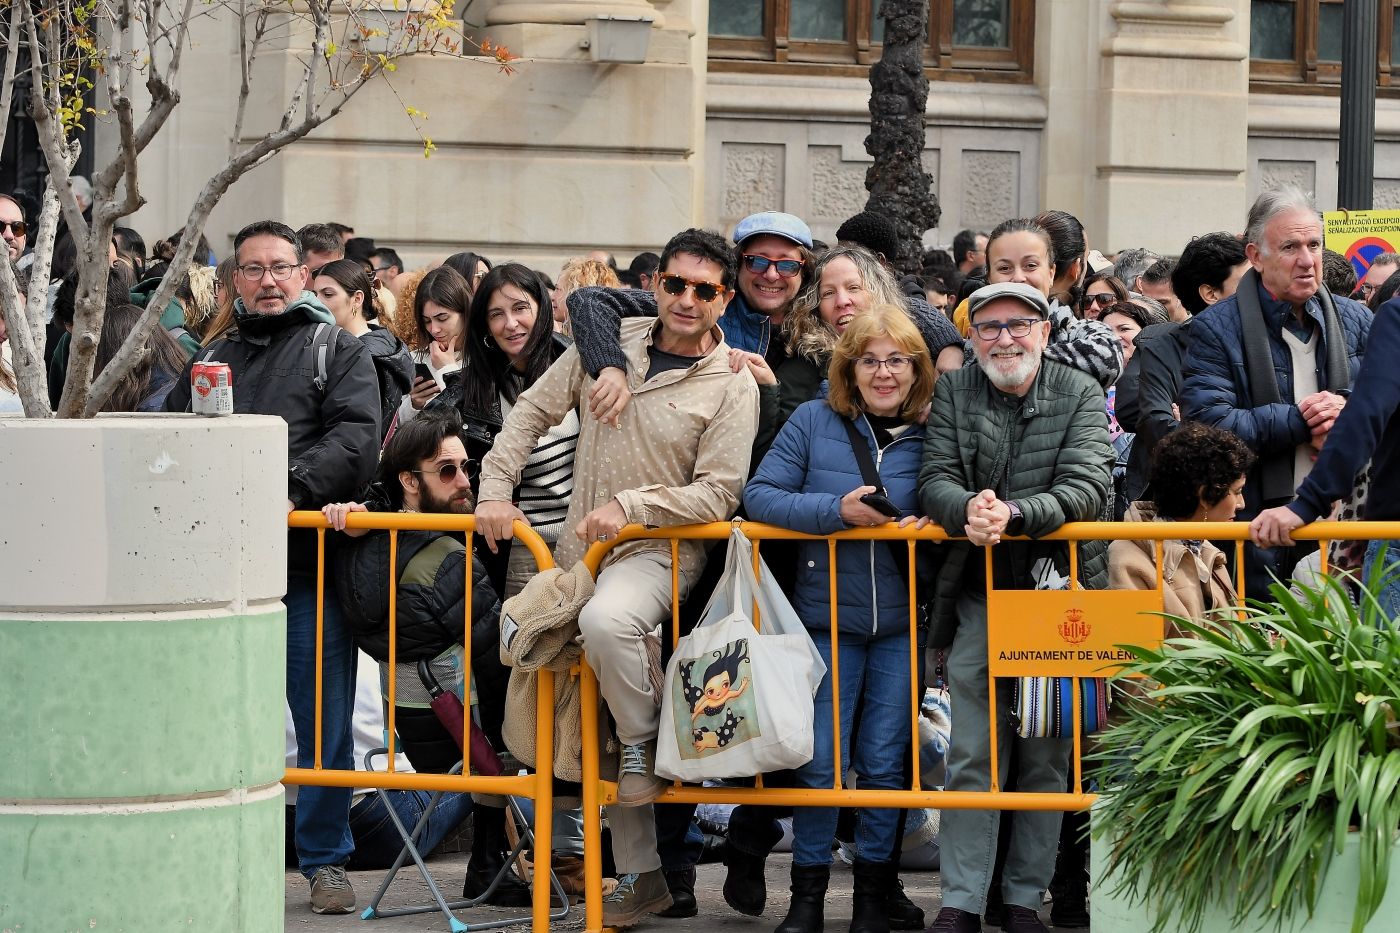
192;361;234;416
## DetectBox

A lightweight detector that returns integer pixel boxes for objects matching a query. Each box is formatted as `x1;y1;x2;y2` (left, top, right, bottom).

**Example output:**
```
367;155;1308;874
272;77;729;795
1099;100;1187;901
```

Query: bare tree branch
0;178;64;417
0;4;22;162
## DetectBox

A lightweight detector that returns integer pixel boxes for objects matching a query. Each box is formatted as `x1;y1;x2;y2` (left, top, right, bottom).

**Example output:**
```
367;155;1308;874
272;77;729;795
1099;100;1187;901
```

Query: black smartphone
860;491;901;518
414;362;433;384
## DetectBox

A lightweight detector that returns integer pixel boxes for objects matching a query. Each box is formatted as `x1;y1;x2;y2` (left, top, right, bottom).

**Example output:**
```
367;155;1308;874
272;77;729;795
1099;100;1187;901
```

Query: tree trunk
865;0;940;276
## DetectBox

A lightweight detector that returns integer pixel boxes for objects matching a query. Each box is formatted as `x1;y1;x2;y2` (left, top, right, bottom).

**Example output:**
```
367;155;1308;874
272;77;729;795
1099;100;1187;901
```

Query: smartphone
414;362;434;384
860;491;901;519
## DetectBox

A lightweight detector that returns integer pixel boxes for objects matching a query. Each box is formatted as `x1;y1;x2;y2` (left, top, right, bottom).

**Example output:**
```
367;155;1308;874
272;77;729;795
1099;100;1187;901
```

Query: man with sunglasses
166;219;380;916
476;228;759;927
566;211;810;426
0;194;26;263
920;283;1113;933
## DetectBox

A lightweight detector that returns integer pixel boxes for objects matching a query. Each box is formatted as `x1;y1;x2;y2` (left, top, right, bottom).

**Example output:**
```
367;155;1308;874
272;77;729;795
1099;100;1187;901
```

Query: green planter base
1093;831;1400;931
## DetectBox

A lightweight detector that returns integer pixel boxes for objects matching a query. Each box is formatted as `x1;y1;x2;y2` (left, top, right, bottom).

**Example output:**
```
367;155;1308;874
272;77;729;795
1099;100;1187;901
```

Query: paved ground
284;853;1049;931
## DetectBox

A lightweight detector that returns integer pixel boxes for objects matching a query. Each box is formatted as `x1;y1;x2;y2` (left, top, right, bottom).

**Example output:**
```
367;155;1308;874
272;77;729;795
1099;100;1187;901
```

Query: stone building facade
106;0;1400;271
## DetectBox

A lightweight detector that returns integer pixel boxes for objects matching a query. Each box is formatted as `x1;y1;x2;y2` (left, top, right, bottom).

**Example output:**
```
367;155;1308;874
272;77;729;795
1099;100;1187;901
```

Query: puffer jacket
358;323;414;441
334;527;503;664
1181;276;1369;516
165;294;381;572
744;400;927;637
918;358;1114;645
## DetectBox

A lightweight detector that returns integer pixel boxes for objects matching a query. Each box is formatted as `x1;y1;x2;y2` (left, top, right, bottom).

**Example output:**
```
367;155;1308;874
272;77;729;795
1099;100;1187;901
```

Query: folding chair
364;658;576;924
358;750;573;932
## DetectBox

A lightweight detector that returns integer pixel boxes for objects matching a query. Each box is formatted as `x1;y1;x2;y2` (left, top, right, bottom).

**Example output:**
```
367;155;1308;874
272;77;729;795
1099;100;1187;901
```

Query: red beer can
192;361;234;416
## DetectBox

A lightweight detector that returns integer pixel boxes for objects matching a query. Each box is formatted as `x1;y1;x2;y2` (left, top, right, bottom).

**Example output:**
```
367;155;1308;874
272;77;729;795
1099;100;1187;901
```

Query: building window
708;0;1034;82
1249;0;1400;93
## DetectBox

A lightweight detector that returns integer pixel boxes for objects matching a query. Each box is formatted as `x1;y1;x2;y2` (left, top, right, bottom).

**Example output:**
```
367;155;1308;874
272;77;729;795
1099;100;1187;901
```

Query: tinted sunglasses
742;254;803;277
659;273;724;303
0;220;26;237
1080;292;1115;309
413;458;478;483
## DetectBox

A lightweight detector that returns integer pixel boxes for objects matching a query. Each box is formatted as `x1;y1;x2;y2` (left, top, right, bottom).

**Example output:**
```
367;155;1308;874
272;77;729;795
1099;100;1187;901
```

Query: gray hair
1113;248;1162;289
1372;252;1400;269
1244;185;1319;250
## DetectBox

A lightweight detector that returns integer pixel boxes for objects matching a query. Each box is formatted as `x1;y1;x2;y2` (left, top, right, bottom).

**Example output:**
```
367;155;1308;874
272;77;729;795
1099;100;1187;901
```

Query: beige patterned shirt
479;317;760;580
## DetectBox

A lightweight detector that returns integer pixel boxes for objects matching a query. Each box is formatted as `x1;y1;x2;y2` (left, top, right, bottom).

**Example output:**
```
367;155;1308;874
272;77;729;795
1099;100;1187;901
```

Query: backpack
190;322;340;409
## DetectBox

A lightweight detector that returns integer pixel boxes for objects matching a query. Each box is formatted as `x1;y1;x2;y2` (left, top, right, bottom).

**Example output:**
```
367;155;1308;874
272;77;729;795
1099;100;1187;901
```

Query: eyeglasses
372;265;396;274
971;318;1042;341
1080;292;1115;310
659;273;724;303
855;354;913;373
742;255;803;278
412;458;478;483
1358;283;1378;298
0;220;26;237
237;262;302;282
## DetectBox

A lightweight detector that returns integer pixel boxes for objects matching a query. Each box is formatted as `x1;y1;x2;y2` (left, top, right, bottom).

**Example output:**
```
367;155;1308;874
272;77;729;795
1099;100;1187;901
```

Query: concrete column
0;414;288;930
1094;0;1251;252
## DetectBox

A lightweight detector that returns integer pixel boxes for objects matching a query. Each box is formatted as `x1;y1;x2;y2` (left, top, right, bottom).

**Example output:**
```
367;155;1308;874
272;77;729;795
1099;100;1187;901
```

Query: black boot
774;863;829;933
724;846;768;916
654;867;698;918
885;876;924;930
461;806;532;907
850;859;892;933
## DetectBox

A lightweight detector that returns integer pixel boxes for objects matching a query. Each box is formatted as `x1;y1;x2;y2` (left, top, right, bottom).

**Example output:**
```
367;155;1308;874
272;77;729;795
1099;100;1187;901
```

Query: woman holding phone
397;265;470;429
743;306;934;933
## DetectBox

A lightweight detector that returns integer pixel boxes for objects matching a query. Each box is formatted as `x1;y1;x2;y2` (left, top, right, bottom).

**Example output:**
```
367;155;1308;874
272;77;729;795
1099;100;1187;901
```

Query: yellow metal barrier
284;510;558;931
574;519;1400;932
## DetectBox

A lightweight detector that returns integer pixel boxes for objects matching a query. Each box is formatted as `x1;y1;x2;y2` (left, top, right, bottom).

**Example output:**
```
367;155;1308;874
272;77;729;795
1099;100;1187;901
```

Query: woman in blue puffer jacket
744;304;935;933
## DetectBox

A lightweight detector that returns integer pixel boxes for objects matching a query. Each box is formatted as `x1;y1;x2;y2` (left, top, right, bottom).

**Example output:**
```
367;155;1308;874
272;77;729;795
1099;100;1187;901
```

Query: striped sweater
501;391;579;543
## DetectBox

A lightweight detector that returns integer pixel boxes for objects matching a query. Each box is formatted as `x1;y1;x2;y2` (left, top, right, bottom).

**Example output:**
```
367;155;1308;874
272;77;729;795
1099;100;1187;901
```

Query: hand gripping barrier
285;511;558;931
572;519;1400;932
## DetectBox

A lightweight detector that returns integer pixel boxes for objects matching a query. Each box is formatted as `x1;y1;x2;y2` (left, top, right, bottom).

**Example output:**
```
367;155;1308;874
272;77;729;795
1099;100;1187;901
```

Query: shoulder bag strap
840;416;918;592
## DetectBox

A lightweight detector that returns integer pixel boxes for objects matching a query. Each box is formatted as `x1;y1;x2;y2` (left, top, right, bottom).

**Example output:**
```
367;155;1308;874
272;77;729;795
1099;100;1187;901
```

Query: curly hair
784;245;902;362
1150;423;1256;520
388;267;430;350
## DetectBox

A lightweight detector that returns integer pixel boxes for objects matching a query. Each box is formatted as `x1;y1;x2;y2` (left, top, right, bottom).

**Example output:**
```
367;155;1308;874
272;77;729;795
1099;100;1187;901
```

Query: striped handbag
1012;675;1110;739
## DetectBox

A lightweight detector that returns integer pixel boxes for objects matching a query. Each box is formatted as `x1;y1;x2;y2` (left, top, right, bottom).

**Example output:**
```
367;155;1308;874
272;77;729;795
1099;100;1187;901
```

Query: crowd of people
4;183;1400;933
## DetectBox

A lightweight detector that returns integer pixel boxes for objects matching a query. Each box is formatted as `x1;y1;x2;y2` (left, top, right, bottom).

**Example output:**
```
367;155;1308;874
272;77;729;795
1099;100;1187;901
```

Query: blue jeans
1365;540;1400;620
791;628;914;867
286;572;358;876
347;789;473;871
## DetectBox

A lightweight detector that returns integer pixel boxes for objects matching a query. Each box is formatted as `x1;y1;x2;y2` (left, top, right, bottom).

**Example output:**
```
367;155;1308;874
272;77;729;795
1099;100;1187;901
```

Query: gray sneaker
603;868;673;927
309;864;356;914
616;740;667;807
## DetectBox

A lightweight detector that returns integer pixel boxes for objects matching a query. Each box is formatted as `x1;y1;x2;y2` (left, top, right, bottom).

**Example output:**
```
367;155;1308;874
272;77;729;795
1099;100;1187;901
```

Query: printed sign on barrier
986;589;1163;677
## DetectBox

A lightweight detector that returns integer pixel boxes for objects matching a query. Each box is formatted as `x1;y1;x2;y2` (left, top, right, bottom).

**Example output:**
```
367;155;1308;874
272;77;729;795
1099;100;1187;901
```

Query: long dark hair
459;263;557;417
1032;209;1087;306
413;266;472;347
442;251;492;294
95;303;190;412
315;259;379;321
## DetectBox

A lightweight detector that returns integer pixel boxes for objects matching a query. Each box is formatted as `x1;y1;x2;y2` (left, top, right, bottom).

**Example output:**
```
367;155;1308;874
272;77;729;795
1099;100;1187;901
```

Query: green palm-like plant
1093;564;1400;933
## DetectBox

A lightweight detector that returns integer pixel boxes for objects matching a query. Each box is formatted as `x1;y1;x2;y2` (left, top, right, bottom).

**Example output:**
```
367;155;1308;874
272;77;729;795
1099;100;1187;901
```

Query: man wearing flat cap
917;282;1114;933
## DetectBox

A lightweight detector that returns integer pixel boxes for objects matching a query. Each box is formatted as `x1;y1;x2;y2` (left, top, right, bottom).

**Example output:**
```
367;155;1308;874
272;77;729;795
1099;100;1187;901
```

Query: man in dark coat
166;220;380;915
1180;188;1370;596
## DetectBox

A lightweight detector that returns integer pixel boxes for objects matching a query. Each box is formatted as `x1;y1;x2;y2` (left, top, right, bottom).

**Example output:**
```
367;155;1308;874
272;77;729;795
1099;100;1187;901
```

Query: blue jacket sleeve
743;403;846;535
1181;311;1310;455
1289;301;1400;522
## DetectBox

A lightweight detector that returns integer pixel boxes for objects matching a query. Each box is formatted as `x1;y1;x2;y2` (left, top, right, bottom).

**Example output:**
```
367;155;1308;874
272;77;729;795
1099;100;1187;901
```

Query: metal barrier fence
283;511;559;931
574;519;1399;932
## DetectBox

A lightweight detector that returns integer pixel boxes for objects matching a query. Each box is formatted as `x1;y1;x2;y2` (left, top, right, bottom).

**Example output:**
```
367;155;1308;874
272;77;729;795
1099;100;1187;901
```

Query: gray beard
978;349;1041;392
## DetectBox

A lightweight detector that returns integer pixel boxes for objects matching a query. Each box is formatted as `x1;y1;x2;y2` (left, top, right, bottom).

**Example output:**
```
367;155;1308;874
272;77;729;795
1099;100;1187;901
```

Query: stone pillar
0;414;288;930
1095;0;1250;251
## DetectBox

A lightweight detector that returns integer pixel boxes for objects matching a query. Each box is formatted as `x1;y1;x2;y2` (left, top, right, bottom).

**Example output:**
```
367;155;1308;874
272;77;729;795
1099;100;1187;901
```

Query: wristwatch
1005;500;1025;536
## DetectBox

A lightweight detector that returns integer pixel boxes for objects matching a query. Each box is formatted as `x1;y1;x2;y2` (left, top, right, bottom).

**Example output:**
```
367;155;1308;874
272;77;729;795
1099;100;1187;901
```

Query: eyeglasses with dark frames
971;318;1041;341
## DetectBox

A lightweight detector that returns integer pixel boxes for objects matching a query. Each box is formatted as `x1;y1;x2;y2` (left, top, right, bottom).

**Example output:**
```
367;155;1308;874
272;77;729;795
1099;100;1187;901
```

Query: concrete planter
0;414;288;930
1094;826;1400;931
